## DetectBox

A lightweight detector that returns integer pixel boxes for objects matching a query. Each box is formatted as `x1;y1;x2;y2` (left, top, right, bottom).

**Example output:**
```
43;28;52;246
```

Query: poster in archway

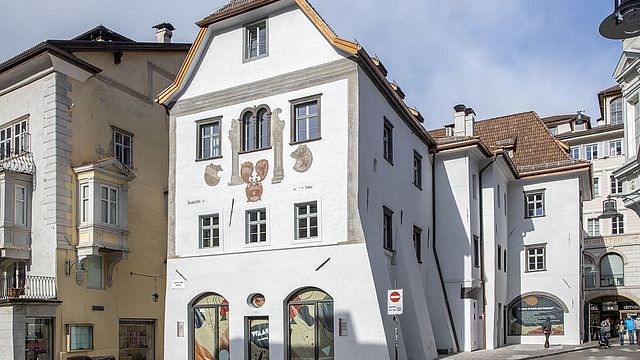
509;294;565;336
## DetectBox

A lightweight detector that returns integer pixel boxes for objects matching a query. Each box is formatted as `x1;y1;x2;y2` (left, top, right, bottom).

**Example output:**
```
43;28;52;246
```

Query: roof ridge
475;110;536;124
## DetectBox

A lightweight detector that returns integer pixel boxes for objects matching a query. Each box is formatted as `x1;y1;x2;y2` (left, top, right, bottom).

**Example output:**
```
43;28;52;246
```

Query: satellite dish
600;0;640;39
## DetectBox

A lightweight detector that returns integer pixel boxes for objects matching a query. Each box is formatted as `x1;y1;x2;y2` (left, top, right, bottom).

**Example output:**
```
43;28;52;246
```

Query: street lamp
599;197;622;219
600;0;640;39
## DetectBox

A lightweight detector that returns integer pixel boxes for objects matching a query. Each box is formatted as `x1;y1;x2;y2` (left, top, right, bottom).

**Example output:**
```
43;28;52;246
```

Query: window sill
384;248;395;257
384;157;394;166
290;137;322;146
525;214;546;219
525;269;547;273
195;156;223;162
239;147;272;155
413;184;423;191
243;53;269;63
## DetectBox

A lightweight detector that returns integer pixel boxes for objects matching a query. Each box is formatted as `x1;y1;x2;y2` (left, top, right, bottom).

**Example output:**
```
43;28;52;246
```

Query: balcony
0;275;57;301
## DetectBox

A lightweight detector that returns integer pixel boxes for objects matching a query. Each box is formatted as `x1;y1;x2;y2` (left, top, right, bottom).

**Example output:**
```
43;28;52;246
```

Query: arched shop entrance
587;296;640;341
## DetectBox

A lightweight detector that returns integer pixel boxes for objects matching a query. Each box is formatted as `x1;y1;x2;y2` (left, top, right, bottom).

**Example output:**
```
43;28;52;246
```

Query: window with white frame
113;129;132;166
0;119;28;159
609;139;623;157
15;185;26;226
413;151;423;189
291;97;320;143
525;191;545;218
100;186;118;225
611;175;623;194
610;97;624;125
81;185;90;223
246;209;267;244
612;216;624;235
200;214;220;248
526;245;546;272
588;218;600;237
241;108;270;152
197;119;221;160
593;177;600;197
586;144;598;160
569;147;580;160
244;19;267;60
549;127;558;135
68;325;93;351
295;202;318;240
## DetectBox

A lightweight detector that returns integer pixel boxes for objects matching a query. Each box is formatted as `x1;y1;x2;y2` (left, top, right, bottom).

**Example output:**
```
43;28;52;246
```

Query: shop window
68;324;93;351
119;319;155;360
600;253;624;287
25;318;53;360
192;293;229;360
287;288;334;360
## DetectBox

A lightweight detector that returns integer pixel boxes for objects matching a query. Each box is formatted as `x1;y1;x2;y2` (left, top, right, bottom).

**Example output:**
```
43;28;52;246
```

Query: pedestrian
635;316;640;345
619;320;626;345
542;317;552;349
626;314;636;345
600;318;611;348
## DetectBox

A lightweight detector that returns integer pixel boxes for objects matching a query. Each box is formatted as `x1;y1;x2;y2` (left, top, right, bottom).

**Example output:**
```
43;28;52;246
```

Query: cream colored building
0;25;188;359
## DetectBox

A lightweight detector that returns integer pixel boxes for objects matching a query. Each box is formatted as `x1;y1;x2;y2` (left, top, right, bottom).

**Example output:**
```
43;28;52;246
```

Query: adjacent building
0;26;188;359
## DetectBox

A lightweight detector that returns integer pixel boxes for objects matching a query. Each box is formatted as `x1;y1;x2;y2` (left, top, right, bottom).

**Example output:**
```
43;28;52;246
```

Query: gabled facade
0;25;188;359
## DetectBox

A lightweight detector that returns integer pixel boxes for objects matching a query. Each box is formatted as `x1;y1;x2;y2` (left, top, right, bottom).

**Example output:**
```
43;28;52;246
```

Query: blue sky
1;0;622;128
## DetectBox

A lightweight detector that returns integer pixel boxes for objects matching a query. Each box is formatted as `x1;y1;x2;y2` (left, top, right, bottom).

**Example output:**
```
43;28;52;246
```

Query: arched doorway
587;295;640;341
286;287;334;360
190;293;230;360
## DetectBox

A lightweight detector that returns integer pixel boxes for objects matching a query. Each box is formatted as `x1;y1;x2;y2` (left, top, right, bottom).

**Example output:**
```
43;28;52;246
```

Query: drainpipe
478;155;497;349
432;152;460;352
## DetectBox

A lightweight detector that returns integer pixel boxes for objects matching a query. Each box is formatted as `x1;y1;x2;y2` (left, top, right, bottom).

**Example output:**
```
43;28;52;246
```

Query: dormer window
244;19;268;61
610;97;624;125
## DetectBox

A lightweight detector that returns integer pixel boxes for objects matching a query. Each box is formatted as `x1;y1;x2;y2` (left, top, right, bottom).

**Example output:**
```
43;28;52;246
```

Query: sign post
388;289;403;360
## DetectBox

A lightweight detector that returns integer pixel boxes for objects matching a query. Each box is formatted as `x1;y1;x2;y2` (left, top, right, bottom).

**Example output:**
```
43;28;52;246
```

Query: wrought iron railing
0;275;57;300
0;133;35;175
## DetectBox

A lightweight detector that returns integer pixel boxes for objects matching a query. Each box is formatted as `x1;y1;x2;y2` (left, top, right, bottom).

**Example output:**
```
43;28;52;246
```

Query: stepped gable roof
430;111;591;178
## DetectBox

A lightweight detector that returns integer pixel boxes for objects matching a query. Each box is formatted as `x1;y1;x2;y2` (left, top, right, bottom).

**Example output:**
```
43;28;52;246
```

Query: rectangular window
15;185;26;226
612;216;624;235
593;177;600;197
200;214;220;248
472;175;477;200
68;325;93;351
26;318;53;360
413;226;422;263
497;184;501;208
198;120;221;159
525;191;545;218
569;147;580;160
497;244;502;270
526;245;546;272
292;98;320;143
383;207;394;251
503;249;507;273
246;209;267;244
473;236;480;268
295;202;318;240
81;185;90;223
549;127;558;135
611;176;623;194
588;218;600;237
0;119;28;159
113;129;133;166
100;186;118;225
504;193;507;216
611;98;624;125
610;139;623;157
585;144;598;160
413;151;423;189
86;255;103;289
245;20;268;60
383;118;394;164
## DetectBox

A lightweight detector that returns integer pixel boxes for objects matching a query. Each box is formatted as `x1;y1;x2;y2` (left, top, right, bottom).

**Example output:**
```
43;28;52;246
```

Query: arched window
508;293;566;336
287;288;334;360
610;97;624;125
192;293;229;360
241;107;270;152
600;253;624;287
583;255;597;289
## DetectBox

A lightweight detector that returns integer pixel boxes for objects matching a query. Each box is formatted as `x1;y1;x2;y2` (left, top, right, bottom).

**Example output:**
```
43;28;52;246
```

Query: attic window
244;19;268;61
445;127;455;137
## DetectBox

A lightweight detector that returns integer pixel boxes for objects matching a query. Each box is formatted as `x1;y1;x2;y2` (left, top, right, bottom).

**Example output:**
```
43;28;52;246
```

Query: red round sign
390;291;401;303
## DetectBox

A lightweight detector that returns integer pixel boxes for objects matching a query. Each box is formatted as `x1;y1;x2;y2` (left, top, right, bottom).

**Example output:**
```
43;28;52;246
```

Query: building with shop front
159;0;592;358
0;26;188;359
542;85;640;342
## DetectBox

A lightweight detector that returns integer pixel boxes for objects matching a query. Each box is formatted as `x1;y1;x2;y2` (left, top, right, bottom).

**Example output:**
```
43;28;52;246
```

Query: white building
159;0;592;358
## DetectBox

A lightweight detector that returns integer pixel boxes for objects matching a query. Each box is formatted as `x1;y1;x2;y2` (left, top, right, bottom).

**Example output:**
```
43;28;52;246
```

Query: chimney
153;22;175;43
453;104;475;137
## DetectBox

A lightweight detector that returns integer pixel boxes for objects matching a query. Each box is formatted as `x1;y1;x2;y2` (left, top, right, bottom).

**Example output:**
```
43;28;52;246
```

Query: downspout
478;155;497;349
431;152;460;352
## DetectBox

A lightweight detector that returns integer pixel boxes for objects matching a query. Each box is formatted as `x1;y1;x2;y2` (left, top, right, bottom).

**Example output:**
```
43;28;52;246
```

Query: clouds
1;0;622;127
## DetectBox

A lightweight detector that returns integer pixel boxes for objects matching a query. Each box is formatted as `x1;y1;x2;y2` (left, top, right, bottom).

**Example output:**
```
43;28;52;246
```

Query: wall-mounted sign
387;289;403;315
590;304;599;312
509;295;565;336
172;279;186;289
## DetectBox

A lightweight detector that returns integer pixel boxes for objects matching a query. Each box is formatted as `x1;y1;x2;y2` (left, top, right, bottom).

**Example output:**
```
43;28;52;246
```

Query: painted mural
508;295;565;336
194;294;230;360
241;160;269;202
248;318;270;360
204;164;223;186
291;144;313;173
288;289;334;360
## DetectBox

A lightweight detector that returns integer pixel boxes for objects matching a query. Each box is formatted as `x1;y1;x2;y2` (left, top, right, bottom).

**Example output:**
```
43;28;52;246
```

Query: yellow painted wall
54;50;186;359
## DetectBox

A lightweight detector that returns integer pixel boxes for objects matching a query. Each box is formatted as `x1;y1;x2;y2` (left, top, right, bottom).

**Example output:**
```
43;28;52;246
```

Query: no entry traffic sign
387;289;404;315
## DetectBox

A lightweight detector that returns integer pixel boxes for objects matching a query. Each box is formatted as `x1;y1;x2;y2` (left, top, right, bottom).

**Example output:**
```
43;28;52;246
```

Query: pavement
439;342;599;360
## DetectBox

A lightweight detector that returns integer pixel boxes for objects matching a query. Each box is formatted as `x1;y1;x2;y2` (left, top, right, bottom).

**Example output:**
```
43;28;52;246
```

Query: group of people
600;314;640;346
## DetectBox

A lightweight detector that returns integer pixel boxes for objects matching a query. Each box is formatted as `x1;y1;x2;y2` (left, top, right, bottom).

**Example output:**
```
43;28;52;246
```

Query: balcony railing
0;275;57;300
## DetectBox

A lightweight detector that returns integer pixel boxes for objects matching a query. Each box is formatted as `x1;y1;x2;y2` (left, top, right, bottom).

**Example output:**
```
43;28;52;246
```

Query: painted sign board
387;289;403;315
172;279;186;289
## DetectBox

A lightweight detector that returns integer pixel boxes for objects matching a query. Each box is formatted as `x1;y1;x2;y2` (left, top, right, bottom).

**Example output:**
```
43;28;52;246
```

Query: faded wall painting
204;164;223;187
193;294;230;360
291;144;313;173
241;160;269;202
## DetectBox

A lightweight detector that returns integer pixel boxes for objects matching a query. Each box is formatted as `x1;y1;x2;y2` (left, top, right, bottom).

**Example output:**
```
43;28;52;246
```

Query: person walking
635;316;640;345
619;320;626;345
600;318;611;348
626;314;636;345
542;317;552;349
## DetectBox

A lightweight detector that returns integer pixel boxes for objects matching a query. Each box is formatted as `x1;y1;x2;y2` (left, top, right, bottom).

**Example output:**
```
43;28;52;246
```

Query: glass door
119;319;155;360
25;317;53;360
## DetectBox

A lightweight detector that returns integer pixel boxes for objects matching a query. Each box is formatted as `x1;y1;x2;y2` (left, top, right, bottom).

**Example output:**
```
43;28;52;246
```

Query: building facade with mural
0;26;188;359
